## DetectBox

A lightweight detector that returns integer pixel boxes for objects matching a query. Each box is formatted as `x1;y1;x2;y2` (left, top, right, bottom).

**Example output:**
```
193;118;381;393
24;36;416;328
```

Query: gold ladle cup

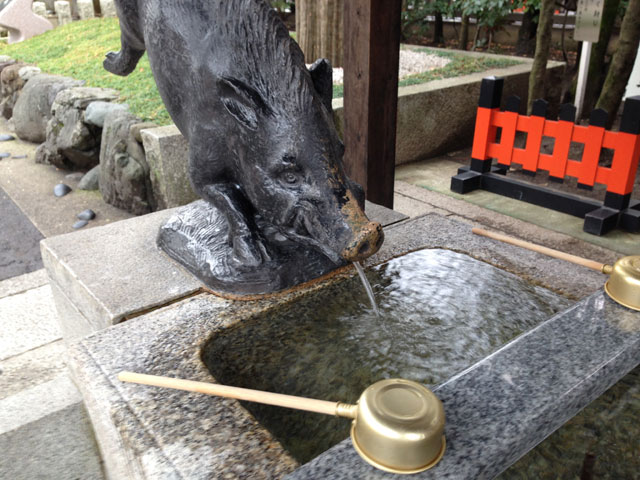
118;372;446;474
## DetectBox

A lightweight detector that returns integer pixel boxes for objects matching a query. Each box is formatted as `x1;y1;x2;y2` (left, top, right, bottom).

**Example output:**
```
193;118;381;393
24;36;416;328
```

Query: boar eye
283;172;299;184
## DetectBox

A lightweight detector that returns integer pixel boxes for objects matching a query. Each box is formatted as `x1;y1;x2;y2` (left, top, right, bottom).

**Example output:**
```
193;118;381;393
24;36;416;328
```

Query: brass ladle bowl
473;228;640;311
119;372;446;474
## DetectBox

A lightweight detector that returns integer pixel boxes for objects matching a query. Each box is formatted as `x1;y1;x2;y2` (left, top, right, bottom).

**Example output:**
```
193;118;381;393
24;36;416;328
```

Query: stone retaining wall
0;52;564;215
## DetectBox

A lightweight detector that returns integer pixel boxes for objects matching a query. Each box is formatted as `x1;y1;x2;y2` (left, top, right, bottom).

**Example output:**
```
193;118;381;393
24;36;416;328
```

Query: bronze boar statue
105;0;383;295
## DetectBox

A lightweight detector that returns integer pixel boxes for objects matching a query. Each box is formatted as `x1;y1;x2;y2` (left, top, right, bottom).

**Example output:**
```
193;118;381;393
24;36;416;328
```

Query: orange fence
451;76;640;235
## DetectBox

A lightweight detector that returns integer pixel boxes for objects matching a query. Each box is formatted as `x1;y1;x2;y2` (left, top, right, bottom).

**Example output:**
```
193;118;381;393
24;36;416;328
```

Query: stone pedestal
54;1;72;25
98;0;116;17
32;2;47;17
76;0;94;19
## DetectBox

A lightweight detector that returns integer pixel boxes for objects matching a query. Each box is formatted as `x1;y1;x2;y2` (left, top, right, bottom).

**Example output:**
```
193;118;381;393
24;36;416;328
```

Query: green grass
0;20;521;122
0;18;171;124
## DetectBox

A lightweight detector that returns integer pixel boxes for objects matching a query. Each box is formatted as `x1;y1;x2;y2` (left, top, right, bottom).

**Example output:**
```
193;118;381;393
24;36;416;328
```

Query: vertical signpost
574;0;604;119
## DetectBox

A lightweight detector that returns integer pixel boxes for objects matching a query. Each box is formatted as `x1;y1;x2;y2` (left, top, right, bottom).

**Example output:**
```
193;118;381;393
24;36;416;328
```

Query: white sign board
574;0;604;43
625;47;640;99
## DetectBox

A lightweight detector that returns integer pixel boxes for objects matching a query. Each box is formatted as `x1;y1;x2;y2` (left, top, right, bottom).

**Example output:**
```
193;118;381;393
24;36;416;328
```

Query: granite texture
63;213;633;480
287;292;640;479
40;208;202;340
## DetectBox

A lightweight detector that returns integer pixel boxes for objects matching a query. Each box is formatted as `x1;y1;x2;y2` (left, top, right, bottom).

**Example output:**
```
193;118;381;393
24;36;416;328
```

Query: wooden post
343;0;401;209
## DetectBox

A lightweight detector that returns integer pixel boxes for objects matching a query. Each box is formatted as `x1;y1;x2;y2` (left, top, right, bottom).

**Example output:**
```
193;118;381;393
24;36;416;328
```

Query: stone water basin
202;248;571;464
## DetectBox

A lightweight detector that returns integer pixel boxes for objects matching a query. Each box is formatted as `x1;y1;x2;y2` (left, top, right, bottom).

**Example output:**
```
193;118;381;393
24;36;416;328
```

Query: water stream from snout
354;261;380;316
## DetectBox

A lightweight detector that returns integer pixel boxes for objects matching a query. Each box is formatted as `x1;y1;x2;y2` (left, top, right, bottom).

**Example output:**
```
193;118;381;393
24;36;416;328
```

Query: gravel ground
310;49;451;85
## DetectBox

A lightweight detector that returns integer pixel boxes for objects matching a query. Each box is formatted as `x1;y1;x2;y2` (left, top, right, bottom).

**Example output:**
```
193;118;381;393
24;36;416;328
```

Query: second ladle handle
472;228;611;274
118;372;358;419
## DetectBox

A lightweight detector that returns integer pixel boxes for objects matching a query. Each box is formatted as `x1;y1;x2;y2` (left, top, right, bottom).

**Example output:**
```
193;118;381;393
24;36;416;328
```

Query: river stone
54;183;71;197
13;74;84;143
78;165;100;190
0;62;28;119
36;87;119;169
0;134;15;141
73;220;88;229
84;101;129;127
100;109;156;215
76;209;96;221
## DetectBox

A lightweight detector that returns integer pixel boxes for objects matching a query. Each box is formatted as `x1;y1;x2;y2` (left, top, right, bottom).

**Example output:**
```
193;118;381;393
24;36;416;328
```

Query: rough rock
129;122;156;143
0;62;28;119
18;66;42;82
100;109;156;215
84;101;128;127
77;165;100;190
13;74;84;143
36;87;119;169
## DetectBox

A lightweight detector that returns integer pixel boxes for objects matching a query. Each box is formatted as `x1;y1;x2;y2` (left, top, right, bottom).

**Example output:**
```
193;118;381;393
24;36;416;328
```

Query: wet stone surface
203;248;571;463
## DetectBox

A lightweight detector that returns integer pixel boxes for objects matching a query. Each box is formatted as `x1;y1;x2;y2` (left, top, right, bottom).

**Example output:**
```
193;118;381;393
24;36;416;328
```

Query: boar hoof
103;49;144;77
232;234;269;267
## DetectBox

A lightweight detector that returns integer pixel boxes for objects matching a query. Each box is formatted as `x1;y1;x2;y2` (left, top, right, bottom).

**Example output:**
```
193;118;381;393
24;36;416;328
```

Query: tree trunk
458;14;469;50
296;0;344;67
433;11;444;44
527;0;556;114
596;0;640;127
583;0;621;114
516;7;538;56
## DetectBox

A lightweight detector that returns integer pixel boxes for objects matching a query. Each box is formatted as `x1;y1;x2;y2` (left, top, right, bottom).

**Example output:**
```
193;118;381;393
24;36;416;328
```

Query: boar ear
309;58;333;113
218;77;268;130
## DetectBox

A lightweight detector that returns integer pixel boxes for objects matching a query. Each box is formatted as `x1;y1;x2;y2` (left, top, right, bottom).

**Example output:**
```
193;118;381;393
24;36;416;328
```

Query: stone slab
0;374;81;434
288;292;640;479
0;339;67;400
0;186;44;281
0;284;61;361
0;268;48;299
0;402;104;480
65;213;620;480
42;200;409;341
41;208;202;337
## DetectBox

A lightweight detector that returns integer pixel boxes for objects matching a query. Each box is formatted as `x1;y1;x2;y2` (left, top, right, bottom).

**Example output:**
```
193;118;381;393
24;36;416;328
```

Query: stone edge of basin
64;212;615;479
286;291;640;479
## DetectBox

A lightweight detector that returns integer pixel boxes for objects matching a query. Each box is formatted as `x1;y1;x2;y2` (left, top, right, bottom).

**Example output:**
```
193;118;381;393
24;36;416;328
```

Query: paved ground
1;117;634;479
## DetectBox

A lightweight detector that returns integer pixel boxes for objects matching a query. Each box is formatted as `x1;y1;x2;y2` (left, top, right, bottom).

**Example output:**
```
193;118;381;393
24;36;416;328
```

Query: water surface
203;248;571;463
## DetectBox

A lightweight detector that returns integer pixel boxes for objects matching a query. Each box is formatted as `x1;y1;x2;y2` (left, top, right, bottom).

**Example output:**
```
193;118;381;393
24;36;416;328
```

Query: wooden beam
343;0;401;209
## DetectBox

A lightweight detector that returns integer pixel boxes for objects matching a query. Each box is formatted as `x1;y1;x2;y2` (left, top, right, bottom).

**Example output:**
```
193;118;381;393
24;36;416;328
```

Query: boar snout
341;220;384;262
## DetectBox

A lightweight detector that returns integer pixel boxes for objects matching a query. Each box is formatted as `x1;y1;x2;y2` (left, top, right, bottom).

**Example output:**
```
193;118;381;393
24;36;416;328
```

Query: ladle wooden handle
472;228;611;273
118;372;358;419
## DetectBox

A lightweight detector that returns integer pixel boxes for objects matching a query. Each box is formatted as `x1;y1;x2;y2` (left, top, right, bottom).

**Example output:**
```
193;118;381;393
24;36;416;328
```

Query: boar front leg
189;149;270;268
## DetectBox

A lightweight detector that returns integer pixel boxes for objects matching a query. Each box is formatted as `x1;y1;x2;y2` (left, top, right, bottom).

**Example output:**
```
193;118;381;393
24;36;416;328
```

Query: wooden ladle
472;227;640;311
118;372;446;474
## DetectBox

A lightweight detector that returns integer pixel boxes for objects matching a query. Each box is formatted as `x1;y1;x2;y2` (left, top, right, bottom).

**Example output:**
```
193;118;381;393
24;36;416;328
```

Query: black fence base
451;166;640;236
